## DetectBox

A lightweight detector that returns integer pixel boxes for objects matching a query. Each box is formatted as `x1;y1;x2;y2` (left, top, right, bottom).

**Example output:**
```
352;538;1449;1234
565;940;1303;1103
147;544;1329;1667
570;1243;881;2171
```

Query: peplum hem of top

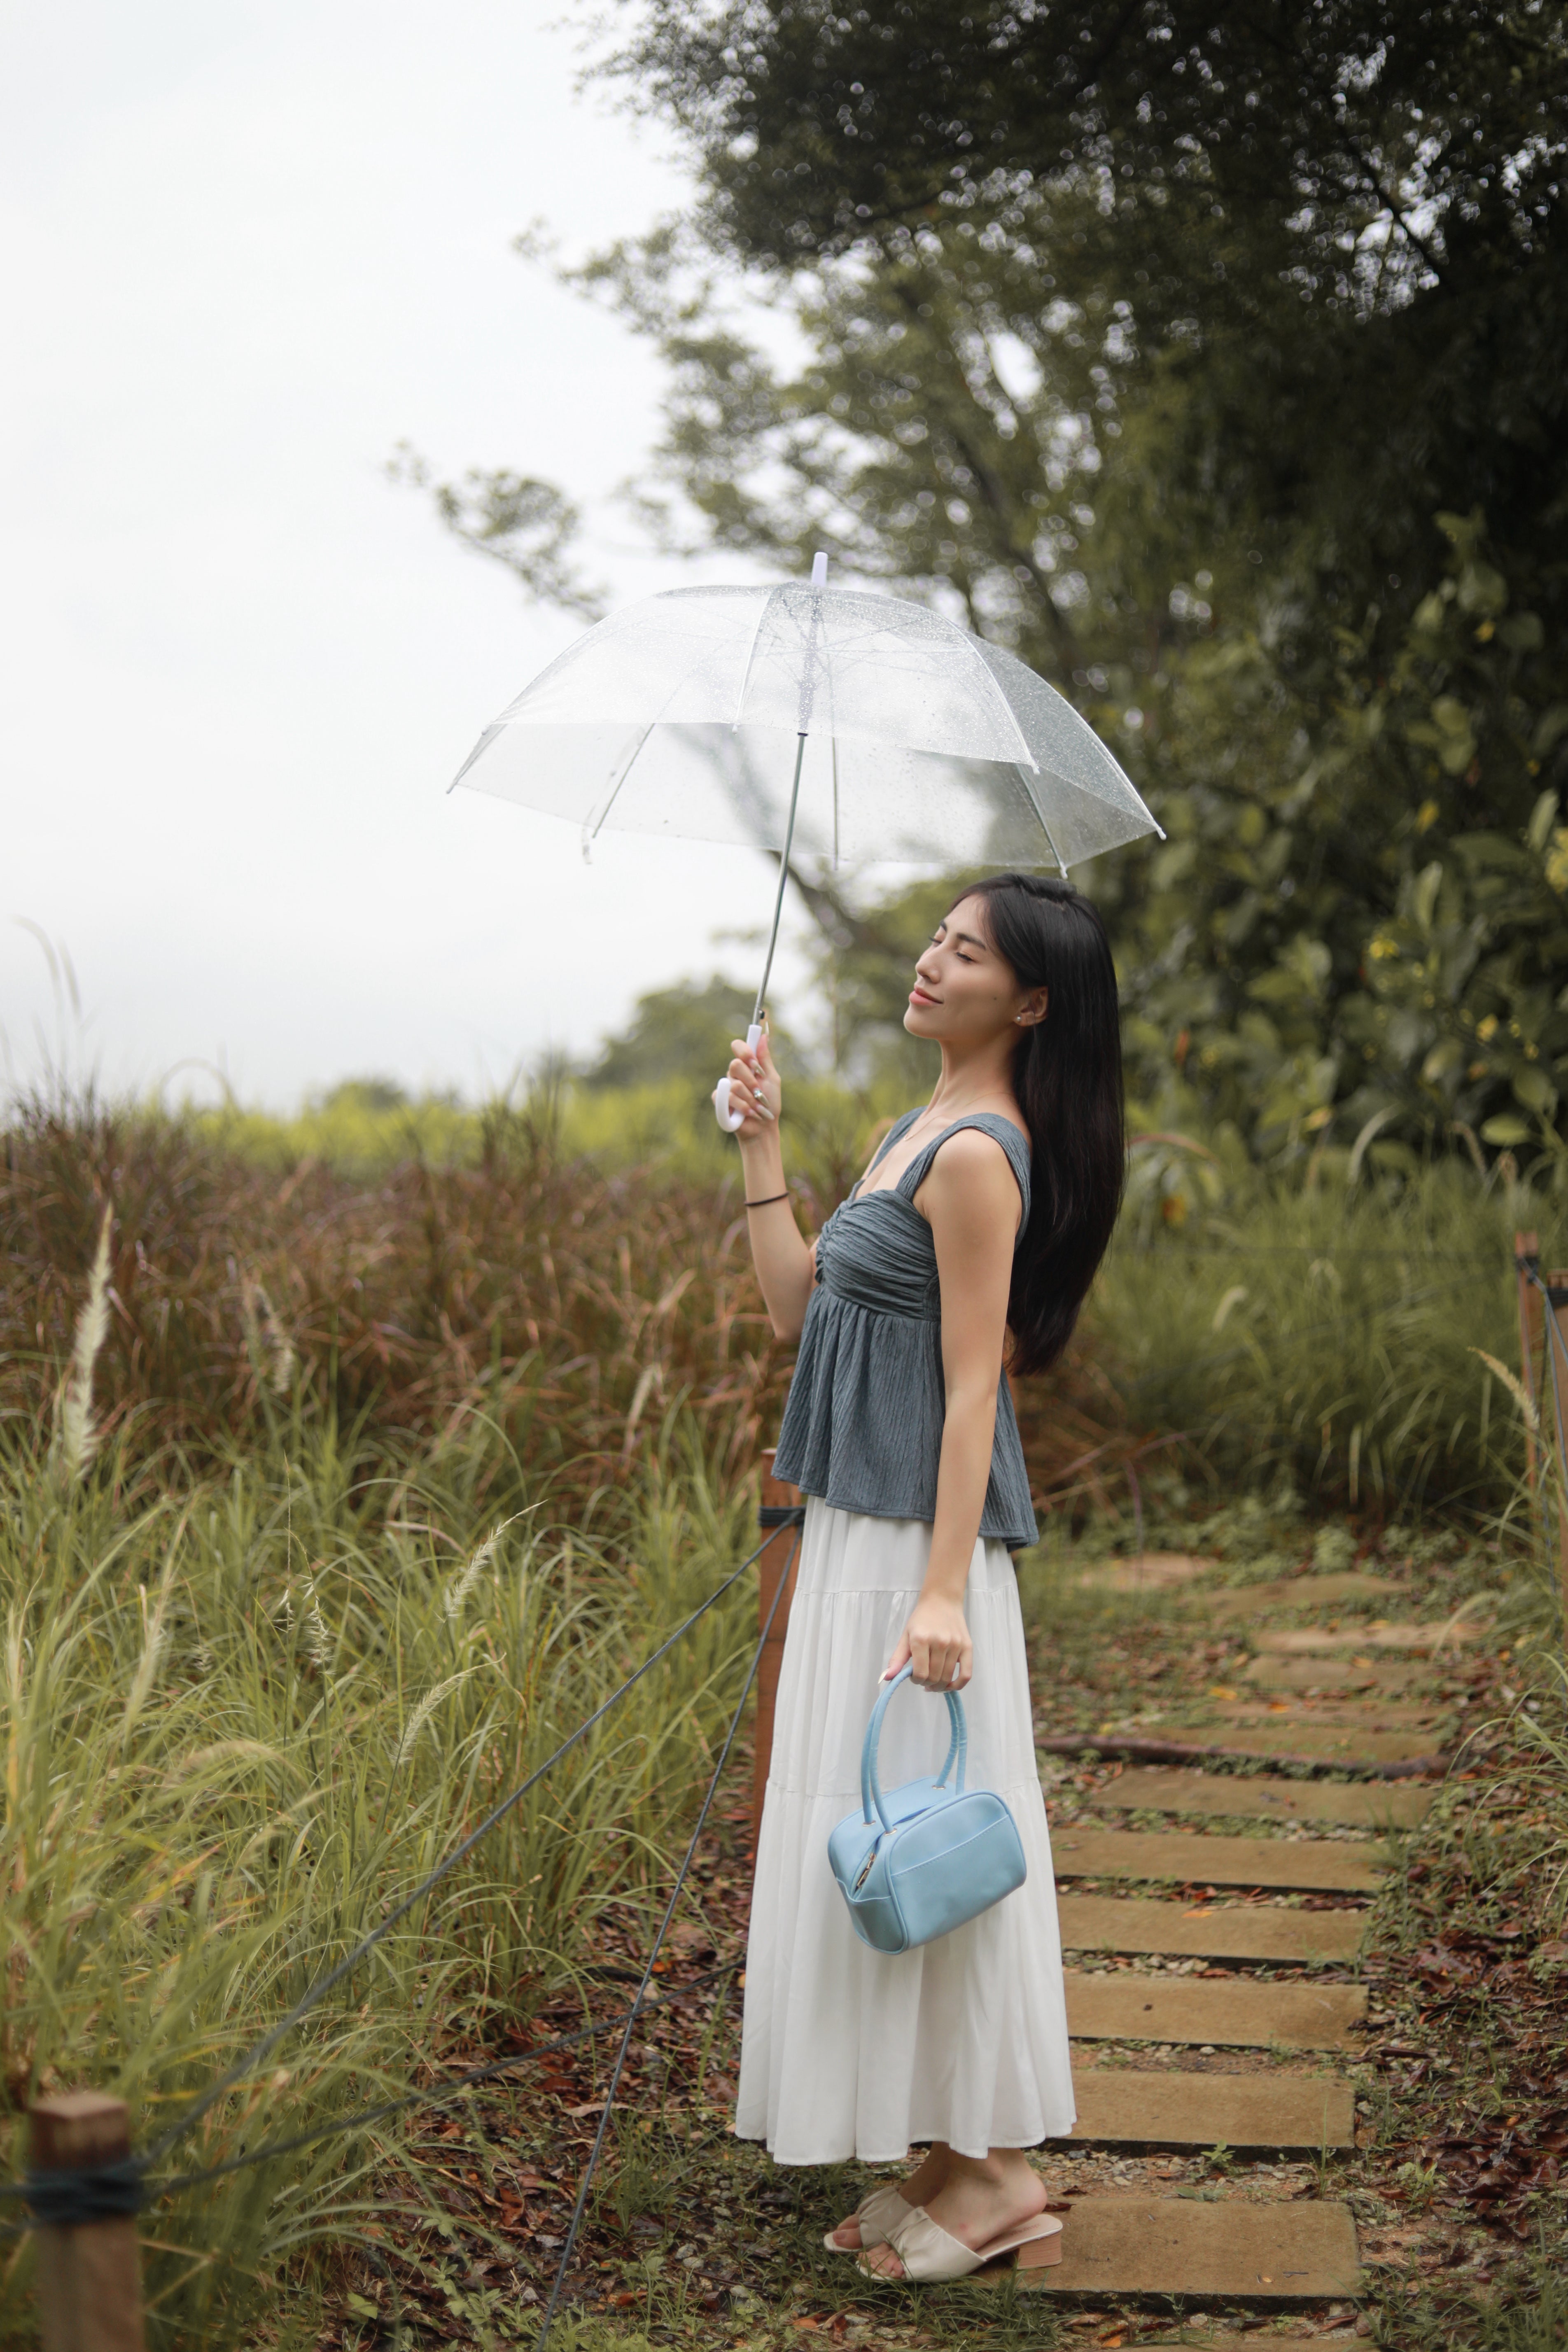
772;1290;1038;1549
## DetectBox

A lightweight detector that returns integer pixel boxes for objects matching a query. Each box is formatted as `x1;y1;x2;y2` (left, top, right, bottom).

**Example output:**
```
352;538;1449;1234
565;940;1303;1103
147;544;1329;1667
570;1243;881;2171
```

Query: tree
582;975;797;1088
415;1;1568;1161
609;0;1568;603
573;0;1568;1158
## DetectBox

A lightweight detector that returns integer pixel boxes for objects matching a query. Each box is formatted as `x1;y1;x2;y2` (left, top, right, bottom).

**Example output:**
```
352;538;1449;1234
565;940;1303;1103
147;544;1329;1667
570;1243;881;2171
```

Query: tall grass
0;1407;755;2347
3;1083;1553;1524
0;1087;1120;1510
1084;1142;1551;1512
1;1087;798;1503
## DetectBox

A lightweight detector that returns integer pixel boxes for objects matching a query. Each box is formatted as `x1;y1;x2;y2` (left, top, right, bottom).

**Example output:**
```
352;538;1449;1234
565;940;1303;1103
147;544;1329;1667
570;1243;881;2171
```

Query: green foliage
1120;513;1568;1159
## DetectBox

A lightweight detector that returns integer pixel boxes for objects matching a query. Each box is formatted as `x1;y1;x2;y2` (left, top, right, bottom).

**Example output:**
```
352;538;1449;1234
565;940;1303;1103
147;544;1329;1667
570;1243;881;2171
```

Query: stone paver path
1079;1763;1432;1827
1020;1545;1457;2322
1051;1826;1391;1891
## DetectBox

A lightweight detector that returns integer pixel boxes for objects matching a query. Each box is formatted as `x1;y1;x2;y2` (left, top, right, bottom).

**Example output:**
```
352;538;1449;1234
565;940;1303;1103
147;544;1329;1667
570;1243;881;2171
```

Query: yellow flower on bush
1477;1015;1500;1041
1546;826;1568;894
1367;934;1399;961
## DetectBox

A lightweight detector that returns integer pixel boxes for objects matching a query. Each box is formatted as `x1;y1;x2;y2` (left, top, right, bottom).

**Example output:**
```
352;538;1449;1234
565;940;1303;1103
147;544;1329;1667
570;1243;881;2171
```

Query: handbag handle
860;1660;967;1833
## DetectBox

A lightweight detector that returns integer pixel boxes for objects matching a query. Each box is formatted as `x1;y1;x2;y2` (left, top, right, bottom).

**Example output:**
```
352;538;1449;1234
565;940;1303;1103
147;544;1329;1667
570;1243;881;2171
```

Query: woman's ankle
940;2148;1041;2200
903;2144;951;2196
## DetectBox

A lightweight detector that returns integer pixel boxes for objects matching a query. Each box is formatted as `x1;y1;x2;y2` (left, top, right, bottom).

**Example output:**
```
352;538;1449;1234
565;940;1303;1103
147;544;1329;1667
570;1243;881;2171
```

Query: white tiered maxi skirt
735;1498;1076;2164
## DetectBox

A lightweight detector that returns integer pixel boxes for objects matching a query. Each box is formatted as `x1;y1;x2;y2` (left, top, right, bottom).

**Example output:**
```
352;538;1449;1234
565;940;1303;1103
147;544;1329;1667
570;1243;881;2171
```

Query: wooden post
29;2094;144;2352
1545;1269;1568;1631
1515;1230;1542;1496
752;1449;801;1845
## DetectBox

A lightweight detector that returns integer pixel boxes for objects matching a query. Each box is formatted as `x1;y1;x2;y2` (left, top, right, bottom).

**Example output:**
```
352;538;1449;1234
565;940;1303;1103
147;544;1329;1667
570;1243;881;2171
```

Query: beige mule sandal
857;2204;1064;2283
823;2182;912;2254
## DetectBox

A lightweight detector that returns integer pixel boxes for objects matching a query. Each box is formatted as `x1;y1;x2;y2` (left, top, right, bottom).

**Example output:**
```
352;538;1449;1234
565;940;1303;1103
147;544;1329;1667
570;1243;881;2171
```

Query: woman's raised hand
726;1025;782;1135
884;1594;973;1692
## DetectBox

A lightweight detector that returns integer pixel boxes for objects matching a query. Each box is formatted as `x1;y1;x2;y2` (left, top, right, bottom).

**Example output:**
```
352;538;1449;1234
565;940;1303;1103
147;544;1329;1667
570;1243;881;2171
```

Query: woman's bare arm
726;1026;817;1339
883;1128;1020;1691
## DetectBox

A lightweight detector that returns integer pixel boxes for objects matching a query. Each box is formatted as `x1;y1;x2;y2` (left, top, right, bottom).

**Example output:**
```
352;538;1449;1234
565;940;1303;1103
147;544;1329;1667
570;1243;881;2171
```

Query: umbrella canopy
450;562;1162;1126
451;578;1161;875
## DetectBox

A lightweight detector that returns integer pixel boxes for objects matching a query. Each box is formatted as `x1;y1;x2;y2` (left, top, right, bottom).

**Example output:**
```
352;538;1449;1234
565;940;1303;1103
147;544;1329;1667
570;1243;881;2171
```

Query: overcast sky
1;0;810;1109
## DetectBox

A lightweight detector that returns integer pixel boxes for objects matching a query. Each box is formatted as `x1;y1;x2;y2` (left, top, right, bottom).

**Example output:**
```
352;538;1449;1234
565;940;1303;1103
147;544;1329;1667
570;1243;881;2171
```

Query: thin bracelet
744;1190;790;1209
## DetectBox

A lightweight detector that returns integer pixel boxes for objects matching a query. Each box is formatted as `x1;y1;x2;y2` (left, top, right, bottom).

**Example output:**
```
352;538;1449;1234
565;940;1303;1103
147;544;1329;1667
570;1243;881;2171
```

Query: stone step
1082;1766;1432;1830
1019;2195;1362;2301
1052;1828;1388;1893
1146;2339;1336;2350
1075;1553;1218;1594
1057;1894;1365;1964
1064;1970;1365;2050
1254;1621;1481;1654
1135;1720;1437;1764
1069;2067;1355;2152
1203;1696;1449;1727
1202;1570;1405;1620
1244;1657;1422;1694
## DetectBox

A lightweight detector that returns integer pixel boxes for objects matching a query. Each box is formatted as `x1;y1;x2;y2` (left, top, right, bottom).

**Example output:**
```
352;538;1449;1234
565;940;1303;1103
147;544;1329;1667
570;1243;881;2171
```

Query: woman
723;871;1125;2282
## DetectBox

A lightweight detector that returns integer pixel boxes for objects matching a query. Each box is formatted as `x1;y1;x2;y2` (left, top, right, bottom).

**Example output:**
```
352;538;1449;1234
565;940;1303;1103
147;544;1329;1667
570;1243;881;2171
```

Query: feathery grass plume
394;1668;476;1764
301;1573;332;1671
254;1280;297;1395
122;1549;178;1743
444;1516;518;1620
53;1203;113;1480
1472;1349;1540;1435
240;1274;296;1396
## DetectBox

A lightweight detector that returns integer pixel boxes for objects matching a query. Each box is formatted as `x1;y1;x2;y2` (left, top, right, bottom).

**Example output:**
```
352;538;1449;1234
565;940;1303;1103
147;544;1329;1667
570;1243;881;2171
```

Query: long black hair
946;873;1125;1376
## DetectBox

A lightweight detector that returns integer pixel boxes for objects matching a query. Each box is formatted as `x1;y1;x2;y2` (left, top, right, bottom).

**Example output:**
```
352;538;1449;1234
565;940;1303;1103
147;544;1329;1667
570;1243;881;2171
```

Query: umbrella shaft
753;729;807;1028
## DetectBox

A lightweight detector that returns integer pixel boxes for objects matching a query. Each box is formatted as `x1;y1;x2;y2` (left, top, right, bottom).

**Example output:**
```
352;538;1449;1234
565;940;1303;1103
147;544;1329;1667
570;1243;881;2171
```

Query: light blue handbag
827;1662;1027;1954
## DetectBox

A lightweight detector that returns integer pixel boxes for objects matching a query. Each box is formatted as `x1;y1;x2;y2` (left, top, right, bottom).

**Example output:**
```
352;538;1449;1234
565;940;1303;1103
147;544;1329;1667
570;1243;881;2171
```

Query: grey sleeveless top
772;1109;1037;1548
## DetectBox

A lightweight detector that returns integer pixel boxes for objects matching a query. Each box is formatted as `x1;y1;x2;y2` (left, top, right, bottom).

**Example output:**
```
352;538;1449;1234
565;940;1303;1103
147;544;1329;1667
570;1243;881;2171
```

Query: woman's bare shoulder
918;1122;1024;1211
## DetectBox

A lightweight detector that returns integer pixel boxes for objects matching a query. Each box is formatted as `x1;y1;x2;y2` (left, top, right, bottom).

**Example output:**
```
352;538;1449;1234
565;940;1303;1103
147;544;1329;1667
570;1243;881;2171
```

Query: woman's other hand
884;1595;973;1692
726;1024;782;1134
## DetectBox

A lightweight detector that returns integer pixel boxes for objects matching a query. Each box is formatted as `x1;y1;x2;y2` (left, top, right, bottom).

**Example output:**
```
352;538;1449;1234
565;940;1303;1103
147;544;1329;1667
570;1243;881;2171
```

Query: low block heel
1016;2221;1065;2268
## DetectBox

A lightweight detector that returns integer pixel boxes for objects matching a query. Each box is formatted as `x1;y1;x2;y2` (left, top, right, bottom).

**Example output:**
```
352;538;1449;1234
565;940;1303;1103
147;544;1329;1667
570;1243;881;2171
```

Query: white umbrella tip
810;551;829;588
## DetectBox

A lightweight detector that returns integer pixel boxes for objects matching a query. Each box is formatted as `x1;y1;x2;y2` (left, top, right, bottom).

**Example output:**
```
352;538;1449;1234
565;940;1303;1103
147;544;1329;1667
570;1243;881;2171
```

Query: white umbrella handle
713;1023;763;1132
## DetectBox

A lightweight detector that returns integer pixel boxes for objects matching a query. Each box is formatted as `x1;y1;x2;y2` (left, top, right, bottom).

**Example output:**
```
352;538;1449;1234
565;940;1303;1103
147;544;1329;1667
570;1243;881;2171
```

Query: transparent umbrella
451;555;1162;1126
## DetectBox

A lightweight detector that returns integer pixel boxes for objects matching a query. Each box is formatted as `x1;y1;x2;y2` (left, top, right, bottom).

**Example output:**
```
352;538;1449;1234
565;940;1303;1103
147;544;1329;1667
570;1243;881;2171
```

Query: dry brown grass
0;1092;1133;1513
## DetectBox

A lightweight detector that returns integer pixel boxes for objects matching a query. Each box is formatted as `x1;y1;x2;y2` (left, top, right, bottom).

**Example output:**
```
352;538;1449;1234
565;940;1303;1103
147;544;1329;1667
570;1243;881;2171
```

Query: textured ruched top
772;1109;1038;1549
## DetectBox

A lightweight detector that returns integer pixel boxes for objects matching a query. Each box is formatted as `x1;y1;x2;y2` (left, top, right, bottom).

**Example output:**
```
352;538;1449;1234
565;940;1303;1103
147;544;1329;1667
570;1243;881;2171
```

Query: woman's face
904;894;1048;1046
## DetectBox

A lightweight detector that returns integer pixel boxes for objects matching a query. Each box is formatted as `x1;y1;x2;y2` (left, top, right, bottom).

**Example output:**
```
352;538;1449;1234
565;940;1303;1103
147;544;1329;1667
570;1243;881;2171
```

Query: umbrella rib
447;723;504;793
583;724;656;851
732;586;782;730
956;627;1039;774
1012;765;1071;878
